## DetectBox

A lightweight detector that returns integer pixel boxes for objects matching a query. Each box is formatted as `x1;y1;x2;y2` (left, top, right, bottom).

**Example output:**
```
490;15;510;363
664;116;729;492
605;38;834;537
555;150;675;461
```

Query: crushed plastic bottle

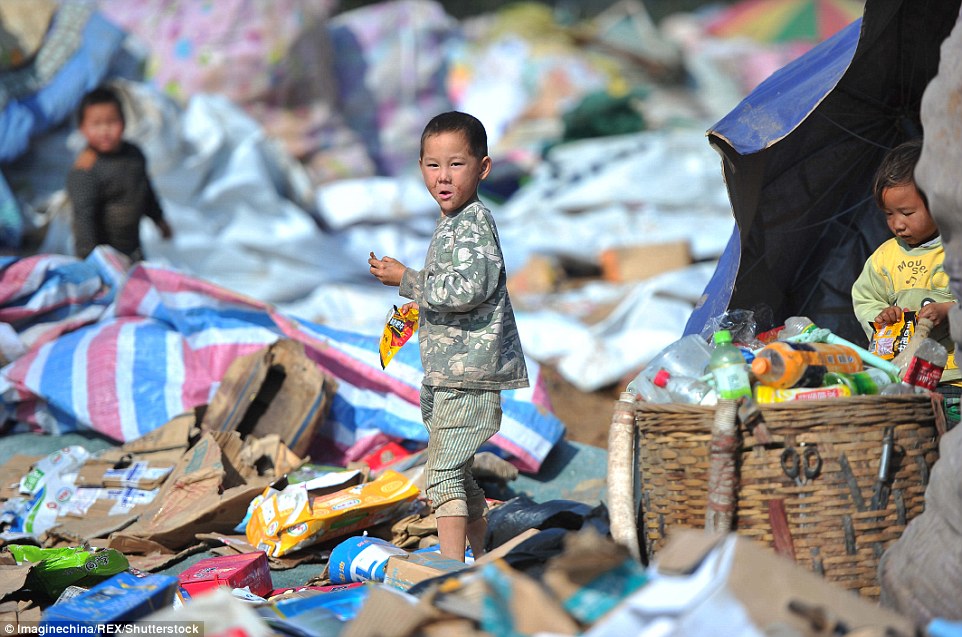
652;369;716;405
901;337;947;391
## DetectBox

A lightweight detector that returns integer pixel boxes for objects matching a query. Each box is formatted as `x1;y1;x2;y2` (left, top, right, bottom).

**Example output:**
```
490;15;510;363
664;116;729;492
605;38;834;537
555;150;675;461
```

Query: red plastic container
177;551;272;597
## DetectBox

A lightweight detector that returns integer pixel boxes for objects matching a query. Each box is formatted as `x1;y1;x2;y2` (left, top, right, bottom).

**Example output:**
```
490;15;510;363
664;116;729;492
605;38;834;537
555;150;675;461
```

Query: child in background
852;139;960;384
368;111;528;561
67;86;172;261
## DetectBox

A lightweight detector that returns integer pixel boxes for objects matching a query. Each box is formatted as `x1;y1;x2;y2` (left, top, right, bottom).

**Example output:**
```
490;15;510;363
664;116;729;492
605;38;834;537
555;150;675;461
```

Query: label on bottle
755;384;851;403
712;364;752;400
902;357;944;391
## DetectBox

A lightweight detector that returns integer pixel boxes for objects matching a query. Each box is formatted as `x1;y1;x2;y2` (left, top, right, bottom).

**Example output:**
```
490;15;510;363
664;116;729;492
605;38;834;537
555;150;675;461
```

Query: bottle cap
714;330;732;344
751;357;770;376
653;369;671;388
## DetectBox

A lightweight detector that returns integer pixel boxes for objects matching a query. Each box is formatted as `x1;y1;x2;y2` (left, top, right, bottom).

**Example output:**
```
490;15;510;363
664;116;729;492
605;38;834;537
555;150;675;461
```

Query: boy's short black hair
420;111;488;160
873;138;928;210
76;86;124;127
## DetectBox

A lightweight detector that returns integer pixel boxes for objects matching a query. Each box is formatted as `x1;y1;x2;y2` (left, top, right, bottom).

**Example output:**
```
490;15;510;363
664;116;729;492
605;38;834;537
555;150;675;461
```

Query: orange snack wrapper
870;309;916;360
379;305;419;369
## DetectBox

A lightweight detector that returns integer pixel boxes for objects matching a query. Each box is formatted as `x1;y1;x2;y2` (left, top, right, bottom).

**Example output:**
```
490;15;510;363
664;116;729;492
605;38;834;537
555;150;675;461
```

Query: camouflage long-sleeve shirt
399;199;529;390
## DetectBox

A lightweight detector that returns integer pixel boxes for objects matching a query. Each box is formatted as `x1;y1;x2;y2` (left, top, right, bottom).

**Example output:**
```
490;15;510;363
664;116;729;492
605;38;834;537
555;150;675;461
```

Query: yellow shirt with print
852;236;960;383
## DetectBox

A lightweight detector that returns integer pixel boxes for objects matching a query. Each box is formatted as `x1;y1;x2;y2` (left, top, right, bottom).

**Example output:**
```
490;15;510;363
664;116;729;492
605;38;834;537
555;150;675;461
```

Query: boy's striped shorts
419;385;502;519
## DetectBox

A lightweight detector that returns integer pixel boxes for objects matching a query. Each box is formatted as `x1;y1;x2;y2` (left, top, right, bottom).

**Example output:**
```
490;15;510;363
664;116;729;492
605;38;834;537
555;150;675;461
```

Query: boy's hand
917;301;954;328
874;306;904;327
400;301;419;314
368;251;406;287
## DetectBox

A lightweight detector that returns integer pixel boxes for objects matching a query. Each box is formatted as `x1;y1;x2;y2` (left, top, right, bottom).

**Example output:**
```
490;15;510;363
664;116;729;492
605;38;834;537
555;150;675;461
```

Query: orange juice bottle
750;342;862;389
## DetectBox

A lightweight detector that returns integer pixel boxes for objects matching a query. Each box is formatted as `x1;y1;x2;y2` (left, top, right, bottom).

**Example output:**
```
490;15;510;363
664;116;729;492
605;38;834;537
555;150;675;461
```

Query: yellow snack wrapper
379;304;419;368
246;469;420;557
869;310;916;360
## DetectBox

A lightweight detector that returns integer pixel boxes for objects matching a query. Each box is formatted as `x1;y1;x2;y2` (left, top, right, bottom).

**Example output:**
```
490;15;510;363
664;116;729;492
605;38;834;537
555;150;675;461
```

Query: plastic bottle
900;337;947;391
780;315;902;378
750;342;863;389
626;373;671;403
823;368;899;395
781;316;819;339
708;330;753;400
652;369;716;405
639;334;714;382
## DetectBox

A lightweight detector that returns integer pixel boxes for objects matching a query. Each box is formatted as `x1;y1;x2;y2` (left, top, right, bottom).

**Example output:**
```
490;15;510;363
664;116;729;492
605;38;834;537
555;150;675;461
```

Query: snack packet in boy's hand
870;309;916;360
379;305;419;368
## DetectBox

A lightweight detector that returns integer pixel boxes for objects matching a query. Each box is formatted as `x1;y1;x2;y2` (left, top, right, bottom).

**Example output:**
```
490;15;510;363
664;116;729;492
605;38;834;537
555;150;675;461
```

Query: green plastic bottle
823;368;898;395
708;330;752;400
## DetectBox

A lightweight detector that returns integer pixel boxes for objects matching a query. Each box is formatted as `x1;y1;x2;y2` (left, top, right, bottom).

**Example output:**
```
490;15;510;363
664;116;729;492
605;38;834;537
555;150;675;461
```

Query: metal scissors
780;445;822;486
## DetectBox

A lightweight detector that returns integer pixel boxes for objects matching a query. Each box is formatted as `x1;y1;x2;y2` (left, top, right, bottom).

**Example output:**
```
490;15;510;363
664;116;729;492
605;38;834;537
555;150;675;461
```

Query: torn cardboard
383;552;468;591
652;530;915;636
542;528;647;626
0;563;31;600
75;413;195;489
200;339;338;457
98;536;207;572
429;561;579;635
117;433;272;550
211;431;303;482
0;455;40;502
341;585;439;637
47;498;144;544
0;599;40;627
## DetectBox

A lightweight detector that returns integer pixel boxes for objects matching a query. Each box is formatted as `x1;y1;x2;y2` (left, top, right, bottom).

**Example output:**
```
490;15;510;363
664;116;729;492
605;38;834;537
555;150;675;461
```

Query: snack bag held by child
379;305;419;368
870;310;916;360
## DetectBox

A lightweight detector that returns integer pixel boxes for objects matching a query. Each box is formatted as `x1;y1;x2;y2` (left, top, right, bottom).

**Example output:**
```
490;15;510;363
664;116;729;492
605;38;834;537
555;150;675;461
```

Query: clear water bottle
627;372;671;403
652;369;715;405
708;330;752;400
638;334;713;383
781;316;817;339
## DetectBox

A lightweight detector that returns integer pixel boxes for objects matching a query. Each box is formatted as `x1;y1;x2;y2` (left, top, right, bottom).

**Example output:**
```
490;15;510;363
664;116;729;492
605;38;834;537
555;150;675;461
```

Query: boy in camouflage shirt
369;111;528;560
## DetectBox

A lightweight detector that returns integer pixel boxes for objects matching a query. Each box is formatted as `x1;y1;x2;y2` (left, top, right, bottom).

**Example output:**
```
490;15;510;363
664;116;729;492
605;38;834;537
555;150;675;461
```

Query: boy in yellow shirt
852;139;959;383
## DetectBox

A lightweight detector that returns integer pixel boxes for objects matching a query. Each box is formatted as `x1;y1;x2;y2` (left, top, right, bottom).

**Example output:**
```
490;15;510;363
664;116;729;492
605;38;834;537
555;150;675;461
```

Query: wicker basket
607;393;945;598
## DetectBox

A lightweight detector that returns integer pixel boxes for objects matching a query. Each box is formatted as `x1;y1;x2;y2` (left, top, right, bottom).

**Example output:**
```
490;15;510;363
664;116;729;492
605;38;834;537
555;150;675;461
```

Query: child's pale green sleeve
852;254;893;338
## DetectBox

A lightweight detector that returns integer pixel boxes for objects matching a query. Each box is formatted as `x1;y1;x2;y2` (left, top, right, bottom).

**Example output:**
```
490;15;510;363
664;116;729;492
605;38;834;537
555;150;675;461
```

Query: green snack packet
6;544;129;599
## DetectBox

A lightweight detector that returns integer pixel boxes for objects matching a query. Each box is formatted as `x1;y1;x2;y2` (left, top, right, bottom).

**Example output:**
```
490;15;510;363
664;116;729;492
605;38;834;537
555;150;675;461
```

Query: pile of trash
0;427;921;637
625;309;950;407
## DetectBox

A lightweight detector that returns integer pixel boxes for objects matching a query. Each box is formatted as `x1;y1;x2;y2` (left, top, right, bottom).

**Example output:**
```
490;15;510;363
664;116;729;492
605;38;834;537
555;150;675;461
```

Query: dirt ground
539;364;624;449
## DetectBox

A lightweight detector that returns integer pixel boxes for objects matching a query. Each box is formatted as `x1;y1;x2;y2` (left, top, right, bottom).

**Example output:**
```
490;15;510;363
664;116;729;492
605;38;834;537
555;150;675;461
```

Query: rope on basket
705;399;739;533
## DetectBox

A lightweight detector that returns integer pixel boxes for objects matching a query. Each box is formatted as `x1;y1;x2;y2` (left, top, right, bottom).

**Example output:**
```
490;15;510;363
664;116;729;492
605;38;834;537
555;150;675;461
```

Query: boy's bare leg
437;515;467;561
466;516;487;558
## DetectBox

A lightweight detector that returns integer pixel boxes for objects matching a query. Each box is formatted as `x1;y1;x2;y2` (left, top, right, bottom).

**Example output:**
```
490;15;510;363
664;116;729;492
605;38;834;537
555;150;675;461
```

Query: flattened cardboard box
383;552;468;591
201;339;338;457
656;530;915;636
